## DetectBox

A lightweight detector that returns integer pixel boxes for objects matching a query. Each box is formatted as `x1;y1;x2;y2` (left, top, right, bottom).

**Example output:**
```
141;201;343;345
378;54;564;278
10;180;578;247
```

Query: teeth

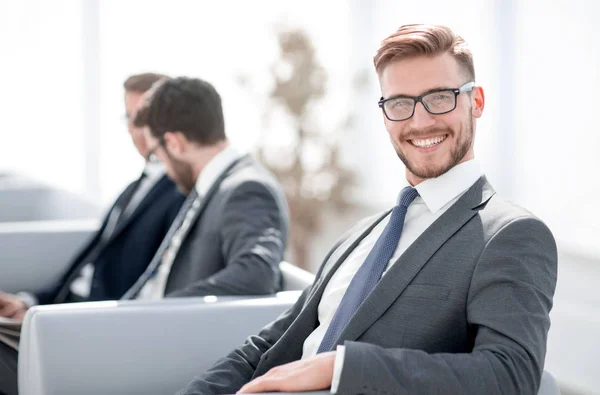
411;135;446;148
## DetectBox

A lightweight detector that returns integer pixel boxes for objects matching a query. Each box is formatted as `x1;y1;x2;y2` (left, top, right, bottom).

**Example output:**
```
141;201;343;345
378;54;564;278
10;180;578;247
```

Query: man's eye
430;93;453;101
391;99;413;108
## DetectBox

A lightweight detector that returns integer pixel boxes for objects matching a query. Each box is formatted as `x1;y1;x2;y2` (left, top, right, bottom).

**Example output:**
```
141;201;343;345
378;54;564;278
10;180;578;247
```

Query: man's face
125;92;150;158
144;130;196;195
378;53;484;185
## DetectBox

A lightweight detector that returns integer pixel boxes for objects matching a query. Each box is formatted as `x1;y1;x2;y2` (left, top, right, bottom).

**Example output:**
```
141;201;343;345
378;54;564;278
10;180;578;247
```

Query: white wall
514;0;600;258
0;0;87;195
95;0;353;204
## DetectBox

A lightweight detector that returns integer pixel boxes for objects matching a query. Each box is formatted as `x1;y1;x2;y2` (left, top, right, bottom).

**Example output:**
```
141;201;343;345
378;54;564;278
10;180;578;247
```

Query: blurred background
0;0;598;393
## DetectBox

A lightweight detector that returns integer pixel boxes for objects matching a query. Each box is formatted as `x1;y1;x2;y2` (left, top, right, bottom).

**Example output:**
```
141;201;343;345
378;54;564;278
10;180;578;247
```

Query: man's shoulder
218;155;284;198
477;193;551;238
145;175;185;205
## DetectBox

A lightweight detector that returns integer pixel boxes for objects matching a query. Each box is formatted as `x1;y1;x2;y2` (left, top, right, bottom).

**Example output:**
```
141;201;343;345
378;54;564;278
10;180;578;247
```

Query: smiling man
176;24;558;395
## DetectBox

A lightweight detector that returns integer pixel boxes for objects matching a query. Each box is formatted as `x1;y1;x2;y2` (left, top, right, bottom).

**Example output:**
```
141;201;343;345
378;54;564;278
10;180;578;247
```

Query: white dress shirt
136;146;242;300
299;160;483;393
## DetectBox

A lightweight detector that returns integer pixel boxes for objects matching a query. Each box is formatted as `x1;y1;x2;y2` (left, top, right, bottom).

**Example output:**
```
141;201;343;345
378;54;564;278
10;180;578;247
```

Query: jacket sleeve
174;214;375;395
336;216;558;395
166;181;288;297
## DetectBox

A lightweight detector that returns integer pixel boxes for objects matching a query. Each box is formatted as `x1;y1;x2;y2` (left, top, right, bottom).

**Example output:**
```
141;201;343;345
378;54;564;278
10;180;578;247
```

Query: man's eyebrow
385;85;455;100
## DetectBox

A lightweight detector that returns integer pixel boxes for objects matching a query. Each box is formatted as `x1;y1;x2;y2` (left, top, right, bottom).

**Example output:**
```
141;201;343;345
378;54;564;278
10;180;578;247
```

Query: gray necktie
121;189;200;300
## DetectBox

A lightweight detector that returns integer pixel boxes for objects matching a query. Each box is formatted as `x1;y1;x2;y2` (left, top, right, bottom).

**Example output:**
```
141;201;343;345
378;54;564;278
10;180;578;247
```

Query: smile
409;135;447;148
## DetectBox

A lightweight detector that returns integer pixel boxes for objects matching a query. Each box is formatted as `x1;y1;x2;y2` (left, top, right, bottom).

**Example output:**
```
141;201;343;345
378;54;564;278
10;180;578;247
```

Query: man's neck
190;140;230;182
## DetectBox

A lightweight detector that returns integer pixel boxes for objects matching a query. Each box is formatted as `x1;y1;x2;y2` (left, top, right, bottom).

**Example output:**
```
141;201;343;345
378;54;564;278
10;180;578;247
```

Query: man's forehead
379;54;464;96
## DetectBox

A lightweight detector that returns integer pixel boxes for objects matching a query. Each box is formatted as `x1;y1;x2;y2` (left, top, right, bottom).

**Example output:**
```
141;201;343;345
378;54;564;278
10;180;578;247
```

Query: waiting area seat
237;372;561;395
18;262;315;395
18;288;561;395
0;172;42;191
0;186;101;223
0;177;102;293
0;219;98;294
14;258;561;395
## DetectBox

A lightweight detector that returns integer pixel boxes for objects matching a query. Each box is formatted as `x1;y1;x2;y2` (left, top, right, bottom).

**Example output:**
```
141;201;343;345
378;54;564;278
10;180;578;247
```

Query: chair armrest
0;219;98;293
19;292;301;395
279;261;315;291
240;371;558;395
245;393;329;395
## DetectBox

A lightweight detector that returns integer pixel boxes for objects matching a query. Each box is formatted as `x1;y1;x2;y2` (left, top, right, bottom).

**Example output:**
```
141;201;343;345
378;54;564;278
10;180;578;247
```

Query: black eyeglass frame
377;81;475;121
145;137;166;162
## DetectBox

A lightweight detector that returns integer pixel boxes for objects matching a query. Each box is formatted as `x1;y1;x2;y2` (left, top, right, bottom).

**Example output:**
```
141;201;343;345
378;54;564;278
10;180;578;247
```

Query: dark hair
134;77;226;146
374;24;475;81
123;73;169;94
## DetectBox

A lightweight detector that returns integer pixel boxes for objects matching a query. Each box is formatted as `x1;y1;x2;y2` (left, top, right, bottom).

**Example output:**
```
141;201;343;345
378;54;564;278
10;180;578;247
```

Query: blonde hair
374;24;475;80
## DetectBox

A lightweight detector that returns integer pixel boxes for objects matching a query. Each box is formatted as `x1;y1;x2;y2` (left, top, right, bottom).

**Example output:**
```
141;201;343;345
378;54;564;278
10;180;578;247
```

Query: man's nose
409;102;436;129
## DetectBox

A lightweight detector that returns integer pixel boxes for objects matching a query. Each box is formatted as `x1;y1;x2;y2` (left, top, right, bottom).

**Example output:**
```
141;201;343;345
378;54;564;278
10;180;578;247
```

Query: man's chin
406;162;454;180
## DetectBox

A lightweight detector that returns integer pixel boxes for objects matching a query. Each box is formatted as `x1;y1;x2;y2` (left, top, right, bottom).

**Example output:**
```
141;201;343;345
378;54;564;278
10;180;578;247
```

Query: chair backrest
538;371;561;395
0;186;101;222
0;219;98;293
280;261;315;291
19;293;302;395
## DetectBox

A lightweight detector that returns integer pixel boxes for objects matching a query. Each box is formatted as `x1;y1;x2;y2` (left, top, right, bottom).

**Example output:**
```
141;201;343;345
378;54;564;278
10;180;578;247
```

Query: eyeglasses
145;137;165;163
378;81;475;121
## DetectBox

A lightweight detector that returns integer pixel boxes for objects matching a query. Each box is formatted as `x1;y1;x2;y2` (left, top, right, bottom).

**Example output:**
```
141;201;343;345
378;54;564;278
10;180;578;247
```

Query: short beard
396;117;473;179
163;149;196;195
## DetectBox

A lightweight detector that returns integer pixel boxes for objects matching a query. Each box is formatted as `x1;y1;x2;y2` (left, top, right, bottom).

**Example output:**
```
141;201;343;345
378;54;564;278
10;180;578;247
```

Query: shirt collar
142;161;166;181
195;146;243;197
401;159;483;213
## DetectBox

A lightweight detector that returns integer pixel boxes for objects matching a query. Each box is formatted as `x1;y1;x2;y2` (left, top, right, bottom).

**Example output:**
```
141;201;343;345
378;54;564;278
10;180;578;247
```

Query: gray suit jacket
177;176;558;395
161;154;289;297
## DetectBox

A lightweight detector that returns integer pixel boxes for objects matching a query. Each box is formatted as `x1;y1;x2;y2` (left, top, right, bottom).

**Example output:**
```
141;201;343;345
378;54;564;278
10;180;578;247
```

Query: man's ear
472;86;485;118
163;131;187;155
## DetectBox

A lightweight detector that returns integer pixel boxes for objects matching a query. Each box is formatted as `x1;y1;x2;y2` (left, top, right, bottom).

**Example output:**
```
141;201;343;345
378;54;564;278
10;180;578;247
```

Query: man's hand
0;292;28;321
237;351;337;394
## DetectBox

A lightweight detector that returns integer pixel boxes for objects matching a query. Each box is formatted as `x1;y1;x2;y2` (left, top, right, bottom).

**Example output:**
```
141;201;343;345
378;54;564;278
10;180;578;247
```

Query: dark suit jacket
177;177;558;395
160;154;289;297
36;174;185;304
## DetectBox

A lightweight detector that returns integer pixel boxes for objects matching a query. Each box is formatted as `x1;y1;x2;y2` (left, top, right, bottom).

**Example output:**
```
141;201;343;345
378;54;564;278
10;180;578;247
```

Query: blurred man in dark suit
0;73;185;395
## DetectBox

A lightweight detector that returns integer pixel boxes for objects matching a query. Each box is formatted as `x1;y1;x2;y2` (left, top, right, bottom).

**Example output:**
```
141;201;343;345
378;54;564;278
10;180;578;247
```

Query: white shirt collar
402;159;483;213
195;146;243;197
142;161;166;181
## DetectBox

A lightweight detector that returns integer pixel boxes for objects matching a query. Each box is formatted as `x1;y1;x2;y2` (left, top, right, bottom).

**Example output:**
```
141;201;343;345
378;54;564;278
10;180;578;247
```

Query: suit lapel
66;179;140;266
257;212;390;370
173;155;249;243
52;180;143;303
110;175;169;239
336;176;495;344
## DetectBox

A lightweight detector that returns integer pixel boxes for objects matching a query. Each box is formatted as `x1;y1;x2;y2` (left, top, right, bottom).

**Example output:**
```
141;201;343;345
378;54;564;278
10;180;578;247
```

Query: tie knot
398;186;419;208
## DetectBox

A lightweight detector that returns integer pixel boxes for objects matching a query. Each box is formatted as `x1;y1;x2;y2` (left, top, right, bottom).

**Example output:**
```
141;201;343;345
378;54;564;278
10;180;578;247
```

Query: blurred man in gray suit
122;77;289;300
177;24;558;395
